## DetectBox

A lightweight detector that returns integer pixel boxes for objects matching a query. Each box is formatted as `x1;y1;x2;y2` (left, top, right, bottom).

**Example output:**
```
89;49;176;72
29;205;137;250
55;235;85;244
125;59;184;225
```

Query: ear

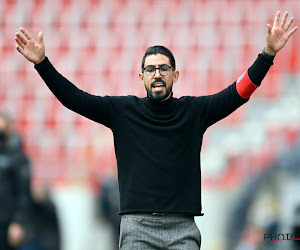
173;70;179;83
139;72;145;86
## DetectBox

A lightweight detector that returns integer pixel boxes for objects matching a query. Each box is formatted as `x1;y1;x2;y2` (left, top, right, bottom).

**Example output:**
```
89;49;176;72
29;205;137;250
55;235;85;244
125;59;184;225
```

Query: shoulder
177;95;207;104
6;133;23;151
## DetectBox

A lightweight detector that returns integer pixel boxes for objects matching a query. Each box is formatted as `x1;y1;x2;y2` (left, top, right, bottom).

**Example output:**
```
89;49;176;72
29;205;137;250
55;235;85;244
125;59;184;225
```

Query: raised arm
15;28;113;128
236;11;297;99
201;11;297;128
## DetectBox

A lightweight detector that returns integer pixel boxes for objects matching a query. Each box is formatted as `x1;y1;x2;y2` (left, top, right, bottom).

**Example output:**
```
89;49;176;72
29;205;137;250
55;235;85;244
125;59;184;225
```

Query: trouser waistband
123;212;194;219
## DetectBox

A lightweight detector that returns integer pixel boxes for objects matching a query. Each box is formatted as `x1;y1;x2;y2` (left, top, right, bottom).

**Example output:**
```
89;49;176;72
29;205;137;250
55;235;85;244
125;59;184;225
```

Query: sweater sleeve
199;51;275;128
34;57;113;128
199;83;248;128
236;51;275;99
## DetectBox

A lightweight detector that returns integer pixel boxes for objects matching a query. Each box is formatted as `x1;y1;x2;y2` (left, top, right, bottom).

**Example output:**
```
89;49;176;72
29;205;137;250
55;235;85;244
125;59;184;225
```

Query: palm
266;11;298;54
267;26;289;52
23;39;44;63
15;28;45;64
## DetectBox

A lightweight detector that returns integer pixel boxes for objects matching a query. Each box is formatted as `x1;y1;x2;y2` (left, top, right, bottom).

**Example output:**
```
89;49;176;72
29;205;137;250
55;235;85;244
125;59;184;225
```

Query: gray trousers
119;214;201;250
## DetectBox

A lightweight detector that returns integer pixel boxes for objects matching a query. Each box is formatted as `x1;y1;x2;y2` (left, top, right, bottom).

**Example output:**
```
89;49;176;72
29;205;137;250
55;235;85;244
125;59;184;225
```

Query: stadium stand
1;0;299;188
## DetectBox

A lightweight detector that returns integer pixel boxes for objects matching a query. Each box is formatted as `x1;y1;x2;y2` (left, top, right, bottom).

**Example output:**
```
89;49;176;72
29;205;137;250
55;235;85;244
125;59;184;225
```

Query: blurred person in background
228;134;300;250
18;181;61;250
98;176;120;250
14;11;297;249
0;112;31;250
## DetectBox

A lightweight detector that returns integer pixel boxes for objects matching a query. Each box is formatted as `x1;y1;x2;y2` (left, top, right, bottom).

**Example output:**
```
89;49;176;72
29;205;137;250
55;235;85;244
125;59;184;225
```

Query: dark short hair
141;45;176;72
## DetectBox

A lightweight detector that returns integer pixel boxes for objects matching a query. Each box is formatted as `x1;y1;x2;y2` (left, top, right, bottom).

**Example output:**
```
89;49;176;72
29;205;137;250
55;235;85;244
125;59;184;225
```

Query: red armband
236;71;257;99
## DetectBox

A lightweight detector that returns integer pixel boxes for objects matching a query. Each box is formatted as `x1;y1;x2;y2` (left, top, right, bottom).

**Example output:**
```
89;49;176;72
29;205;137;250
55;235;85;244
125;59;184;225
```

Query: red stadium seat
3;0;299;186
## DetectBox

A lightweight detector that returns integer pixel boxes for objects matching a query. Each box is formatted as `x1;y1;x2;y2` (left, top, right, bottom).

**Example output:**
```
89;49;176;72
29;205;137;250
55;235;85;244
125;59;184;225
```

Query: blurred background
1;0;300;249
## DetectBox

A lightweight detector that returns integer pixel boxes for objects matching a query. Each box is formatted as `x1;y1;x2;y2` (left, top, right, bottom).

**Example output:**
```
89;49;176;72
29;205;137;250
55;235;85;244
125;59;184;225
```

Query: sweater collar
143;93;176;113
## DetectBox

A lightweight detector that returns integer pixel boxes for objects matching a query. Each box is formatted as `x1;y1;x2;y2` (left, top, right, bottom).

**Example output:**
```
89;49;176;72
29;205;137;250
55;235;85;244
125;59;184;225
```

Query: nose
154;68;162;78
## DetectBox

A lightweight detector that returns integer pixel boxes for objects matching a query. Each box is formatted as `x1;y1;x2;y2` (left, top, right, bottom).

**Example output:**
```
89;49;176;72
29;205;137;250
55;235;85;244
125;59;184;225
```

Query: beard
145;79;173;102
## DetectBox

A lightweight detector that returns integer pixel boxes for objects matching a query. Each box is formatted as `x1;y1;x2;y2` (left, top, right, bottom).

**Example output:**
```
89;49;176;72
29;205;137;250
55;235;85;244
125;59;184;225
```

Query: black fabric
0;133;31;224
0;224;14;250
248;53;275;86
35;53;271;216
21;196;61;250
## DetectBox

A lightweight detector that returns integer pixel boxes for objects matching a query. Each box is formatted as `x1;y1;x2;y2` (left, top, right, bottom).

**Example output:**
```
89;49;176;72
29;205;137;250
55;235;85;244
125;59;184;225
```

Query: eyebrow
144;64;170;68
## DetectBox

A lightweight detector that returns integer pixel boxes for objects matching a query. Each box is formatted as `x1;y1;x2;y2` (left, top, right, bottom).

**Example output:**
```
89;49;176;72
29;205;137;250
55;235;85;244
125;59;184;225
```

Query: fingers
20;27;33;40
15;32;27;45
280;11;288;28
285;16;295;31
272;11;297;37
267;23;272;36
287;26;298;39
37;31;43;44
273;11;281;27
14;34;26;50
16;45;24;56
14;32;26;55
14;36;24;50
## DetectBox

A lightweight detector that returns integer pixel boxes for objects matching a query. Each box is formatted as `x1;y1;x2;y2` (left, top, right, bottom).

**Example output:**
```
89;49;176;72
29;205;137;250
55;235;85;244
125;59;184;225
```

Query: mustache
151;79;166;87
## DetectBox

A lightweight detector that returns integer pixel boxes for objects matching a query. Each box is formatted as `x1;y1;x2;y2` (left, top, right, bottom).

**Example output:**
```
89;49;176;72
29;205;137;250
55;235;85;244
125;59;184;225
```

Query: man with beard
15;11;297;249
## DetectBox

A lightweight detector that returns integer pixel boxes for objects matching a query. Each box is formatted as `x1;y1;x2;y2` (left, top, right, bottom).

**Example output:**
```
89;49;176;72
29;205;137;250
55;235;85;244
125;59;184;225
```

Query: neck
147;92;173;102
160;92;172;102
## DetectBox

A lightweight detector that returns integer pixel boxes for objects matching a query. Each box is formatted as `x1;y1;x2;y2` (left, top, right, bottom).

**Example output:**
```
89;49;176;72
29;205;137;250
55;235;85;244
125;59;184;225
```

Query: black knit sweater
35;53;274;215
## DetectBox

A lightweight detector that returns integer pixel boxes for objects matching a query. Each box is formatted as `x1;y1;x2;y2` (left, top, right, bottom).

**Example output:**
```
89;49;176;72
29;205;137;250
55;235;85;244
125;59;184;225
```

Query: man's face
139;54;179;102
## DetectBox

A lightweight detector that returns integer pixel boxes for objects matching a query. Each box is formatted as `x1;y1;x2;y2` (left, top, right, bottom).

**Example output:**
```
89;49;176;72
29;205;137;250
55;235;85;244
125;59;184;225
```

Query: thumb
266;23;272;36
38;31;43;44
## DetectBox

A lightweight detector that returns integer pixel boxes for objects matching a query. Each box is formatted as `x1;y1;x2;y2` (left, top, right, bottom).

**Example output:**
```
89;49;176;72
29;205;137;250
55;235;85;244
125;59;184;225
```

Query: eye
145;67;155;73
160;65;170;72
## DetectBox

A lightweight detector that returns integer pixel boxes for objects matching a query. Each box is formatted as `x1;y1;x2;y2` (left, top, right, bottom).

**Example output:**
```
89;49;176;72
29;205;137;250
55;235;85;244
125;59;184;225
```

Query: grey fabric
119;214;201;250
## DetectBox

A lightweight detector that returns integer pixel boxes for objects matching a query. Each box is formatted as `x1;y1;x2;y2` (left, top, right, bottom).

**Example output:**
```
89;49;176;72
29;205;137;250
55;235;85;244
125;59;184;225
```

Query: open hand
265;11;298;55
15;27;45;64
